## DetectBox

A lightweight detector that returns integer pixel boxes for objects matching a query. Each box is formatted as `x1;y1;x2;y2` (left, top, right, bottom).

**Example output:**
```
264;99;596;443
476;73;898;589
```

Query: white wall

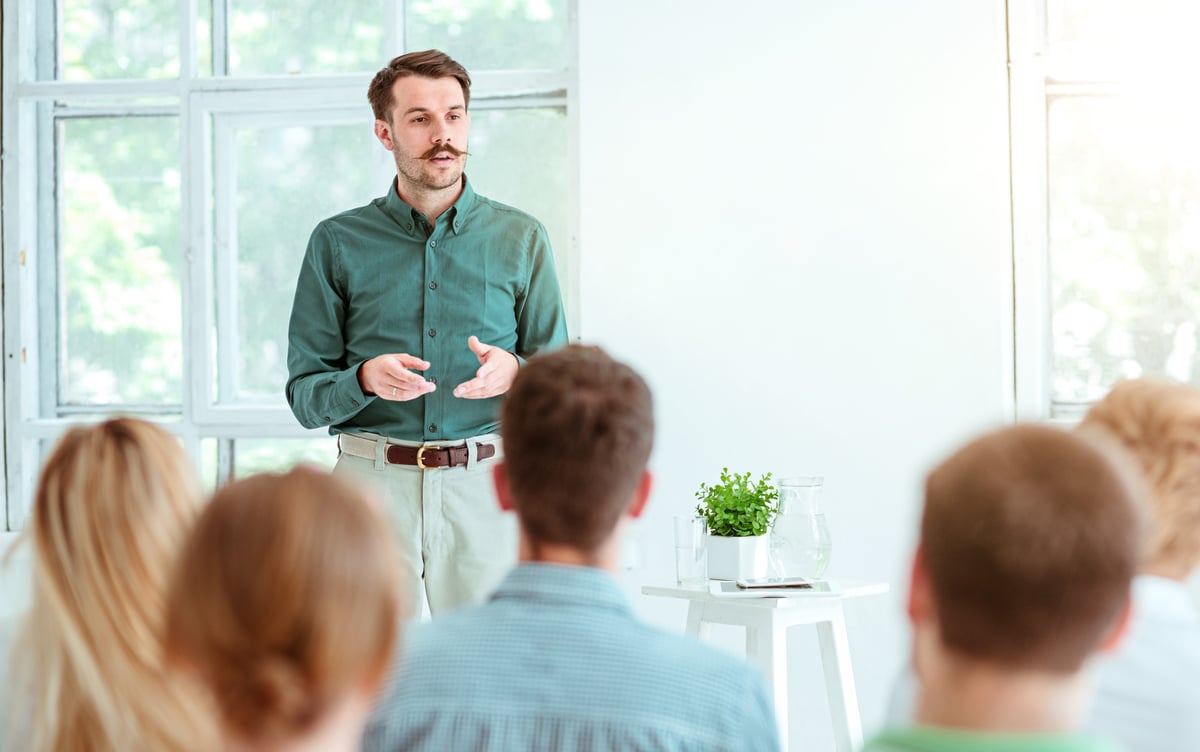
579;1;1013;748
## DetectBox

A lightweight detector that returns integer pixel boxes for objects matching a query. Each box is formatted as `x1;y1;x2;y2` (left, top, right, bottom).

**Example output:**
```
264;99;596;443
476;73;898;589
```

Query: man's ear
373;118;395;151
907;545;933;626
1098;589;1134;655
626;470;653;520
492;462;514;512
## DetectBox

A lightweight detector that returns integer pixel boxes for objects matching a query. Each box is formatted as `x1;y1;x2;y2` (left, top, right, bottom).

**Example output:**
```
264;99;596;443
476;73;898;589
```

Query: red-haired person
165;467;403;752
871;425;1143;752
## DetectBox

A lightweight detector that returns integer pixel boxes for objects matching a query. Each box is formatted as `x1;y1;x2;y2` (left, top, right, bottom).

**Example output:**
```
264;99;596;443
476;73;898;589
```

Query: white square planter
707;534;770;580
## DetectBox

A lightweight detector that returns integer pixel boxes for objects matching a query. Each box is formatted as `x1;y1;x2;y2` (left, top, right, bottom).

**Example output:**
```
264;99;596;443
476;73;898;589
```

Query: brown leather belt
339;434;496;469
386;442;496;469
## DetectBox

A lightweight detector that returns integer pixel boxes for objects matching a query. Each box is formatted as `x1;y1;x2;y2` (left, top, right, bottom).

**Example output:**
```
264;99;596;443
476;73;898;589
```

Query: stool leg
685;601;712;640
817;610;863;752
745;618;789;752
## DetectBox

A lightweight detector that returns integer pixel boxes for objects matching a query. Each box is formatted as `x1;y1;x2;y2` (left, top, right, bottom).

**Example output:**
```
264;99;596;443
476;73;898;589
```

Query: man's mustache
421;144;469;159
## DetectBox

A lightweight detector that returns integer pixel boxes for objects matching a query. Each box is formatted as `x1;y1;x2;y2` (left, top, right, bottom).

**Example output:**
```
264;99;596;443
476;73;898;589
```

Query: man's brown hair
501;345;654;551
921;424;1144;673
367;49;472;123
165;467;403;743
1080;378;1200;578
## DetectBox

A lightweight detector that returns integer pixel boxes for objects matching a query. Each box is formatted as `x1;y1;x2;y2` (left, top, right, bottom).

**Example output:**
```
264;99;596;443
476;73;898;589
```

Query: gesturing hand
453;336;519;399
359;353;436;401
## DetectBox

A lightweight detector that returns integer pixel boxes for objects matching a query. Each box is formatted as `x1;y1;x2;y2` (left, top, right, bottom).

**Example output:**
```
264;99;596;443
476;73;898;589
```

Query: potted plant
695;468;779;580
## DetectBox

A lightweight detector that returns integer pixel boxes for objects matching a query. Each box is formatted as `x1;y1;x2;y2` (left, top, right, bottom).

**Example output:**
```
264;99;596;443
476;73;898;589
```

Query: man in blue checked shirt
363;345;779;752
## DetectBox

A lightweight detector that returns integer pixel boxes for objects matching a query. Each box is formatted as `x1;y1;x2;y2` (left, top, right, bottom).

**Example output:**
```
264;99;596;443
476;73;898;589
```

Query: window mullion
180;0;197;80
1009;0;1053;420
38;103;59;419
213;0;230;77
388;0;406;55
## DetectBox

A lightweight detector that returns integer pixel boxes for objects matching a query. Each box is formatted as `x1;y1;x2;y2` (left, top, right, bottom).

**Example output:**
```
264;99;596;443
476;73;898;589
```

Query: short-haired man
363;345;779;752
1077;378;1200;752
286;50;567;616
868;424;1143;752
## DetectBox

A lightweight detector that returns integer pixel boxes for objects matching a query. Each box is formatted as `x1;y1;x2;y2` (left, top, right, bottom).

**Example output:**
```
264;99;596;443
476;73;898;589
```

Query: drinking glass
674;515;708;588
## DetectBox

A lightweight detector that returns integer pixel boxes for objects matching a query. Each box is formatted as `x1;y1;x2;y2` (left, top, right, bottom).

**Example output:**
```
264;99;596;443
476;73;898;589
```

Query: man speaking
286;49;567;616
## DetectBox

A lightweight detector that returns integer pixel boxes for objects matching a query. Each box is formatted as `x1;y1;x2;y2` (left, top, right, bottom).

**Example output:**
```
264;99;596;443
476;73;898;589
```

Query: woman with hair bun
1;418;216;752
165;466;404;752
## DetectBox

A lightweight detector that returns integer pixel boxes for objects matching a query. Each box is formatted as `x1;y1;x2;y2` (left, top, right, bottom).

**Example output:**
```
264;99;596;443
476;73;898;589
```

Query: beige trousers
333;432;516;617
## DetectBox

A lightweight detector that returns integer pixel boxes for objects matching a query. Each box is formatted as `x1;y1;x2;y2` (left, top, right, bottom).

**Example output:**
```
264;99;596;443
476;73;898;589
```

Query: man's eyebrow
401;104;466;116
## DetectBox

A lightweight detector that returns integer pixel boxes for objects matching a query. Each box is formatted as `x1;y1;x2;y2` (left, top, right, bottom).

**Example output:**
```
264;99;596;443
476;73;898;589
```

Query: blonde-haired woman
1;418;216;751
165;466;404;752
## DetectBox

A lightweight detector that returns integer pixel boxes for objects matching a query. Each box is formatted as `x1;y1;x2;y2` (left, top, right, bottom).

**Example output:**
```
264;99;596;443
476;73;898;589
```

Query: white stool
641;580;888;752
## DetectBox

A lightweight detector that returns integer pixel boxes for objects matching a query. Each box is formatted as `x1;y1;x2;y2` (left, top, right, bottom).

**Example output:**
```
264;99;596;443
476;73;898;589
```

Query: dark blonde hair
5;418;215;752
921;424;1144;673
501;345;654;551
1080;378;1200;578
164;467;403;743
367;49;472;122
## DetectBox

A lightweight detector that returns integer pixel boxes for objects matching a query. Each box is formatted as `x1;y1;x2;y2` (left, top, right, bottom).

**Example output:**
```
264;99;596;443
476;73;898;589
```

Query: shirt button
406;223;412;230
428;423;437;432
428;328;436;337
430;239;437;248
352;399;359;407
323;416;331;422
429;377;438;385
429;281;437;290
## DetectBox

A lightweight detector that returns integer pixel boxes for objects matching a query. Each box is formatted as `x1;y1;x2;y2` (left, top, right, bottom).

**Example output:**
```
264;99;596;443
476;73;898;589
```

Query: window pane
60;116;182;407
198;437;337;490
1048;96;1200;405
226;0;386;75
407;0;569;71
231;122;380;402
234;437;338;477
61;0;179;80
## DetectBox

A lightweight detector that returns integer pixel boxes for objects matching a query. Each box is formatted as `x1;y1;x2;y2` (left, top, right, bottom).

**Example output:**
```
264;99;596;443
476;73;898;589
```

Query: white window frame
1009;0;1156;422
1009;0;1054;420
2;0;581;529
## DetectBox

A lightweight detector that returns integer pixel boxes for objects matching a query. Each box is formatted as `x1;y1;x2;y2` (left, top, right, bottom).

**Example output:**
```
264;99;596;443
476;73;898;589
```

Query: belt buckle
415;445;439;470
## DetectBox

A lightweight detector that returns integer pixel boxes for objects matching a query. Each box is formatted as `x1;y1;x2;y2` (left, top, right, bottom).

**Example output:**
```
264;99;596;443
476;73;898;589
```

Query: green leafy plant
694;468;779;537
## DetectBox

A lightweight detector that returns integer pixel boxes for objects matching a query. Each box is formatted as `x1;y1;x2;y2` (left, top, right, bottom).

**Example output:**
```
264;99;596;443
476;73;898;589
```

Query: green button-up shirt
286;177;568;440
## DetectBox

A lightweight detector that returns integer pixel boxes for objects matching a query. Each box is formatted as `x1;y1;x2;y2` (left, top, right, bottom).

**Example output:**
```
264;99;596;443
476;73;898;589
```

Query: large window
1011;0;1200;418
2;0;578;528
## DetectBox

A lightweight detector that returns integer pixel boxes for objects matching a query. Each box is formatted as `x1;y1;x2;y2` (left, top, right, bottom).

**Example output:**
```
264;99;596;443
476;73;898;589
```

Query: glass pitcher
769;476;833;579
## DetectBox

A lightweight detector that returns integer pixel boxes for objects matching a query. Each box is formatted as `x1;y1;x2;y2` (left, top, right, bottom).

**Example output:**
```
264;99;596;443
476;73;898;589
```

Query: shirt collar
381;175;475;237
490;563;633;616
876;725;1118;752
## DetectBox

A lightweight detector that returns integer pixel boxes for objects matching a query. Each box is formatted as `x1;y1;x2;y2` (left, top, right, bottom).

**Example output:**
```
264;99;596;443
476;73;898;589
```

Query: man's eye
412;116;427;123
449;114;461;121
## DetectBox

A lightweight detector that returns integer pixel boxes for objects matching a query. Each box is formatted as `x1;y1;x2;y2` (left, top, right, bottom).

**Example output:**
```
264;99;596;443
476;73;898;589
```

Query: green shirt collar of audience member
864;726;1119;752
